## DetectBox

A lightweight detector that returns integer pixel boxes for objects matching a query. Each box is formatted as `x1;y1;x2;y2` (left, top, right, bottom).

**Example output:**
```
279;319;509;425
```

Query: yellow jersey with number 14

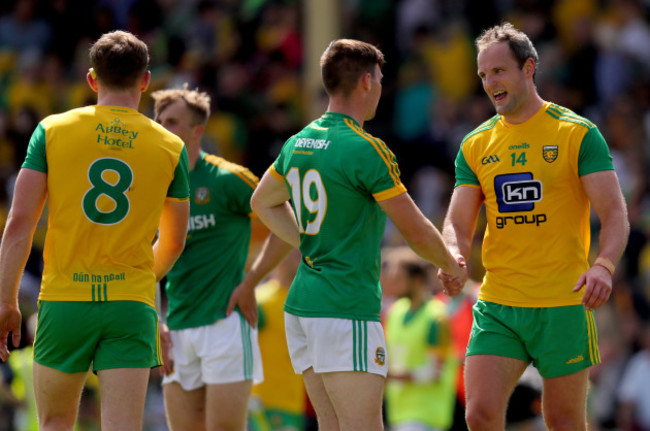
22;105;190;307
455;102;613;307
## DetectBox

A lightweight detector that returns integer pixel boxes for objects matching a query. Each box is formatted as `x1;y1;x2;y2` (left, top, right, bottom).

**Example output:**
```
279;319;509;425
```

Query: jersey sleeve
167;145;190;200
352;136;406;202
22;123;48;173
578;126;614;176
454;143;480;187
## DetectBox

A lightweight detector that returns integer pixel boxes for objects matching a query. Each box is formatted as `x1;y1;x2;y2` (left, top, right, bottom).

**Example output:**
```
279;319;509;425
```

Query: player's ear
87;68;98;93
140;70;151;92
523;58;536;79
360;72;372;92
192;123;205;140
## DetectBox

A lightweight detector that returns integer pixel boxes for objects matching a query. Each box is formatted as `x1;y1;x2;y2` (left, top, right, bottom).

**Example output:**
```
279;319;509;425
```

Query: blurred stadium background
1;0;650;430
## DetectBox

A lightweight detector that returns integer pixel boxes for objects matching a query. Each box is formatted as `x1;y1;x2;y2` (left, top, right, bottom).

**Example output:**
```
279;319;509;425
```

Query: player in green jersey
251;39;463;431
151;85;293;431
439;23;630;430
0;31;190;431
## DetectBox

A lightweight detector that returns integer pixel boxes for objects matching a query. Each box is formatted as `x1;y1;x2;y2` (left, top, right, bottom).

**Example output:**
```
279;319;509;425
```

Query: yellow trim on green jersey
204;154;259;189
24;105;189;307
455;102;613;307
344;118;402;185
373;185;408;202
269;165;284;181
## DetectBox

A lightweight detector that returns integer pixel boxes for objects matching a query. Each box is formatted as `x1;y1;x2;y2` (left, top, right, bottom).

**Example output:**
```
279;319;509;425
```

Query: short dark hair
89;30;150;90
151;83;211;126
475;22;539;72
320;39;385;97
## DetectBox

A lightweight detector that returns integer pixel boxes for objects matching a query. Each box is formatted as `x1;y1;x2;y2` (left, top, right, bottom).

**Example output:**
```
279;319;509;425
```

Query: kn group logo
495;172;542;213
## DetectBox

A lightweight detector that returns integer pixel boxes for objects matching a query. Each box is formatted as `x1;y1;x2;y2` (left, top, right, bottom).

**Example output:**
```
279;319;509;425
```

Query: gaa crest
194;187;210;204
543;145;558;163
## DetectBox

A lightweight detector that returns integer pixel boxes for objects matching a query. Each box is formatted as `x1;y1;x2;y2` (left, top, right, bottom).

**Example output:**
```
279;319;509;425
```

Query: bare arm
573;170;629;310
0;169;47;360
226;233;294;326
378;193;462;278
152;198;189;282
438;186;484;294
250;169;300;248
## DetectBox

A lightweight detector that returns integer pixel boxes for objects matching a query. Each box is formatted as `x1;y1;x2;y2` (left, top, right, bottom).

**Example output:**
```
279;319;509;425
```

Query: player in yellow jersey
0;31;190;431
439;23;629;430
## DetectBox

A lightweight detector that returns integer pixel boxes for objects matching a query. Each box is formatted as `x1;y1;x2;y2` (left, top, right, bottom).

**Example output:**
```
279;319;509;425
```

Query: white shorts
162;312;263;390
284;313;388;377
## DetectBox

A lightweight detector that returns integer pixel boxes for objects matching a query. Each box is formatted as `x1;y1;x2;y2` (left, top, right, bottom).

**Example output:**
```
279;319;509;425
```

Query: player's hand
158;322;174;376
438;255;467;297
226;282;258;327
573;265;612;311
0;302;21;362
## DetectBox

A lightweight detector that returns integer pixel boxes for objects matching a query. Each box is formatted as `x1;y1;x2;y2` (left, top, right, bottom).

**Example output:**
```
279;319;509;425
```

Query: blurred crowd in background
1;0;650;430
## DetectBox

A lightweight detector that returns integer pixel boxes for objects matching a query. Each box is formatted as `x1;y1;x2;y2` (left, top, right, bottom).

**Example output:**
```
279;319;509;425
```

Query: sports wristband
593;257;616;275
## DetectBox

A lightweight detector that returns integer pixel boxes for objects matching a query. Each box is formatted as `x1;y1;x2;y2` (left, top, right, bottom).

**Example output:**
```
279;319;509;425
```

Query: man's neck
187;141;201;170
96;88;141;111
326;99;365;128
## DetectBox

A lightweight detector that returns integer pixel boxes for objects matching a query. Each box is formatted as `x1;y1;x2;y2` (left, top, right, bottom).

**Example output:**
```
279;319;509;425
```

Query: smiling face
477;41;534;121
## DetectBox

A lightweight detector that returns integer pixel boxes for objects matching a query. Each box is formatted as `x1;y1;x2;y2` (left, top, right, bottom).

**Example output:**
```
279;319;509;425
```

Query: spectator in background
617;319;650;431
384;246;458;431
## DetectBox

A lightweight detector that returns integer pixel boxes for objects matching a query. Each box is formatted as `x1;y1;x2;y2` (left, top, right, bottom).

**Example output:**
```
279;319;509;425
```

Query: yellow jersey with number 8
22;105;189;307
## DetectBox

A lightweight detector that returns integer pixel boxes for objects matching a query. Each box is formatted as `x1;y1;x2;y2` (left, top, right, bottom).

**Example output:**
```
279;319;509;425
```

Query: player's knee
37;415;77;431
544;412;586;431
465;403;503;430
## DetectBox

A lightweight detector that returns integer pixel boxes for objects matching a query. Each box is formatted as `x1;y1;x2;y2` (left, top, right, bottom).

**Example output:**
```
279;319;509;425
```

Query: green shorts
34;301;162;373
466;300;600;378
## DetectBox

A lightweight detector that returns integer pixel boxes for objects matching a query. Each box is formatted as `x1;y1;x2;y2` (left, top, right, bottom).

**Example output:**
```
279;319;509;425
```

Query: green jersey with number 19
271;112;406;321
22;105;190;307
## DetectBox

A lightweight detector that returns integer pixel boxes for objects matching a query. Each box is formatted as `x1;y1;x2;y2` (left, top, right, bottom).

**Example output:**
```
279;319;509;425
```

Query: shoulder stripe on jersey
460;115;500;144
548;103;596;126
546;104;595;129
269;165;284;181
204;154;259;189
343;118;401;186
547;103;595;126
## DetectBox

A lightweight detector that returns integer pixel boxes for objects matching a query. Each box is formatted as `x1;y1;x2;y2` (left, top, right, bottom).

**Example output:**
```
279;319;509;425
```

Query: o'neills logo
543;145;558;163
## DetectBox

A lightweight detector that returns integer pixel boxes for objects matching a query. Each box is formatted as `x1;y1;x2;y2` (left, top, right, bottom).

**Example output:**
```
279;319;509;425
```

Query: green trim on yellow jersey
25;105;190;306
454;101;614;307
